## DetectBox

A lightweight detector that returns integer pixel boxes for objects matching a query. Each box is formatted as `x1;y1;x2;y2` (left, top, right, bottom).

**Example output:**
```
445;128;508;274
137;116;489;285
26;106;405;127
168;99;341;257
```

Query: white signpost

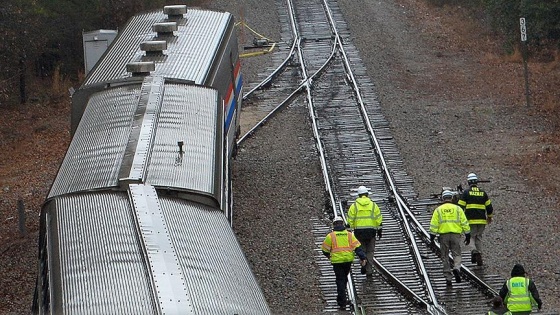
520;18;527;42
520;17;530;107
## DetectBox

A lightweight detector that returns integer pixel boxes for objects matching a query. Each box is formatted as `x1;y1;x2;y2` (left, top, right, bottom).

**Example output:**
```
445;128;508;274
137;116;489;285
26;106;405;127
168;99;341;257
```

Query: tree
483;0;560;51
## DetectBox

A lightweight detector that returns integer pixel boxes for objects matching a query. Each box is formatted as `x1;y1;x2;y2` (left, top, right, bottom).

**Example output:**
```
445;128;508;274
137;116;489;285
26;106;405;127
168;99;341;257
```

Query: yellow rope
235;21;277;58
236;21;274;42
240;43;277;58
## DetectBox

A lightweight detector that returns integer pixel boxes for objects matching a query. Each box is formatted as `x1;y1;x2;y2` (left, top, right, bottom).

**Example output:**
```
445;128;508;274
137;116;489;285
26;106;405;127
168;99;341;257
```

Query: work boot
475;253;483;266
471;251;476;264
338;300;351;310
453;269;462;283
360;265;366;275
337;300;346;310
446;279;453;286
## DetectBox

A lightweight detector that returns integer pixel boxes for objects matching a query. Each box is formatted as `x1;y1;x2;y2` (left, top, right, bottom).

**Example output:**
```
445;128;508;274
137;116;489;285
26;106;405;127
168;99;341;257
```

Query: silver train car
33;5;270;315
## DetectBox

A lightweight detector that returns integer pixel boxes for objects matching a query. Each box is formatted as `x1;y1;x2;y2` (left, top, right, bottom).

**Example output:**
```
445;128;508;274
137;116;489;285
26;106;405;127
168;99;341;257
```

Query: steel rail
323;0;500;307
237;34;340;145
237;82;305;144
318;0;444;312
242;39;298;100
283;0;366;313
238;15;342;146
396;193;500;298
238;0;504;312
239;0;445;311
320;0;501;309
370;256;430;309
322;0;497;307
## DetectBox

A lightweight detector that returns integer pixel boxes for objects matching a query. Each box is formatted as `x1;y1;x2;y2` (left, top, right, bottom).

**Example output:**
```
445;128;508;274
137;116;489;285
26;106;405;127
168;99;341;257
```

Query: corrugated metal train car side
71;5;243;160
32;5;269;315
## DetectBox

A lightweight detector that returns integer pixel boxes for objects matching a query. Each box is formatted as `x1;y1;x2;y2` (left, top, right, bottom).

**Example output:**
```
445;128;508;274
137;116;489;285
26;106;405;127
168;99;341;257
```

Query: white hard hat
333;216;344;224
441;190;454;199
357;186;369;195
467;173;478;182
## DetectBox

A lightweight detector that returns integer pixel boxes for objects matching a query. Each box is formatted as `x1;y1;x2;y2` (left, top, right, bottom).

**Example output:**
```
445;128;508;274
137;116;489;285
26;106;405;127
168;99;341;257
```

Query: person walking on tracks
429;190;471;286
487;296;512;315
458;173;493;266
321;216;367;310
347;185;382;277
499;264;543;314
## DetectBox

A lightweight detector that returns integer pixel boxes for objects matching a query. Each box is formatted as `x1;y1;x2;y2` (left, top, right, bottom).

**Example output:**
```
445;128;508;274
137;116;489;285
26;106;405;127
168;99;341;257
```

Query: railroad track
240;0;512;314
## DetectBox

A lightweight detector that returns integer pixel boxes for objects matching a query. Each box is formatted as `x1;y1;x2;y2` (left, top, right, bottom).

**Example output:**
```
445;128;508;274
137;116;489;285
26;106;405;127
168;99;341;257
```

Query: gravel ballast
212;0;560;314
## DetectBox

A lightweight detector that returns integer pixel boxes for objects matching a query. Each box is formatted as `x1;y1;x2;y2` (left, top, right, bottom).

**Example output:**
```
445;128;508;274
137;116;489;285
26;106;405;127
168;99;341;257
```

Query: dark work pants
355;230;376;275
333;262;352;306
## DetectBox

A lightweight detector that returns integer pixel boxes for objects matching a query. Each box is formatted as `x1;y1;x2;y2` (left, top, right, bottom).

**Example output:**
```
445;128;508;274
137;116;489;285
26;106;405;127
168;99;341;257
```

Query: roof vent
140;40;167;55
163;5;187;19
126;61;155;76
152;22;177;36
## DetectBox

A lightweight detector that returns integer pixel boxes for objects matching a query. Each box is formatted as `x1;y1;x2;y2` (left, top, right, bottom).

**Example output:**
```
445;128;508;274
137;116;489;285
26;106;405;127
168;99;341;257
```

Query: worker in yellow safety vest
499;264;543;314
429;190;471;286
347;185;382;277
321;216;367;310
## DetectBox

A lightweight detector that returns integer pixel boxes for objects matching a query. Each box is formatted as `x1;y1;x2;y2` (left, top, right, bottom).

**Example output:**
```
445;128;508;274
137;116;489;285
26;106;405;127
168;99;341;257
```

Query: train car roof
82;7;234;86
49;79;223;203
43;187;270;314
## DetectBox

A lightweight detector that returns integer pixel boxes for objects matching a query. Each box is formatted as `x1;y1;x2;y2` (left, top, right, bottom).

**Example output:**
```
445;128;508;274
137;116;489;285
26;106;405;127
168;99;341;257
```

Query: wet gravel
212;0;560;314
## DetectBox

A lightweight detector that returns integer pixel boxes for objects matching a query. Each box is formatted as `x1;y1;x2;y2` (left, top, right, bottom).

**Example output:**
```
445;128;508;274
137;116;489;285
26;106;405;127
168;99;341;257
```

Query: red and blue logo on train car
224;60;242;131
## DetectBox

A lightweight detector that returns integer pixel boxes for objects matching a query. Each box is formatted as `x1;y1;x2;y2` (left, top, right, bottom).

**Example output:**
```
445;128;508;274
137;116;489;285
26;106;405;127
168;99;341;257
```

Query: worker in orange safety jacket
322;216;367;310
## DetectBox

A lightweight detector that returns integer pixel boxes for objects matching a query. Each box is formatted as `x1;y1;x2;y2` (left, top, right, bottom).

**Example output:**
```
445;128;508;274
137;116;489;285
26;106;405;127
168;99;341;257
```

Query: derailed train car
32;5;270;314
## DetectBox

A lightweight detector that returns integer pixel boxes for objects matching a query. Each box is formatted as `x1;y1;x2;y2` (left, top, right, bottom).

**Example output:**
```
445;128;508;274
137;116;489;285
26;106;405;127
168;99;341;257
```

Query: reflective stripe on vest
326;231;359;263
330;231;354;253
506;277;532;312
459;186;491;224
430;204;465;234
351;201;381;230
